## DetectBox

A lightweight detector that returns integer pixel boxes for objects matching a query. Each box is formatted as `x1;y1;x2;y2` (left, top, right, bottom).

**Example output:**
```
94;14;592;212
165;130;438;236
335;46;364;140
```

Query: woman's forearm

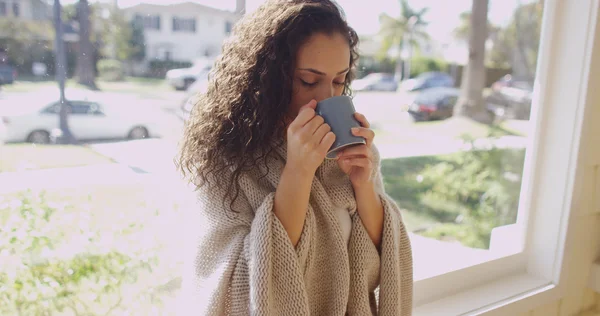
354;183;384;248
273;165;314;247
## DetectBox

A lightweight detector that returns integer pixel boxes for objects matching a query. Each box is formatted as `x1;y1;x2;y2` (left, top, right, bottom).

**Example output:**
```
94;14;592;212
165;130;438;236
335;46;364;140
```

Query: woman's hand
337;112;376;189
286;100;336;175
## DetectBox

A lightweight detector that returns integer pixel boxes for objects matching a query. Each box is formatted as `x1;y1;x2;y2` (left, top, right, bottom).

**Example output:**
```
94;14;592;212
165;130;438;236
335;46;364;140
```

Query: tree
378;0;430;79
0;18;54;74
453;0;493;123
128;19;146;62
95;6;144;62
489;1;543;80
454;11;502;68
75;0;96;88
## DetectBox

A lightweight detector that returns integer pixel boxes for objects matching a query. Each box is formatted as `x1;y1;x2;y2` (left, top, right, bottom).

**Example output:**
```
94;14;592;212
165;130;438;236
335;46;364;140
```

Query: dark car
399;71;455;93
407;87;460;121
0;64;16;85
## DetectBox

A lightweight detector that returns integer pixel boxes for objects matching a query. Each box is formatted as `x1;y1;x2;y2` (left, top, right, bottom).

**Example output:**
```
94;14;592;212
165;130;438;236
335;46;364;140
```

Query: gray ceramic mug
316;96;367;159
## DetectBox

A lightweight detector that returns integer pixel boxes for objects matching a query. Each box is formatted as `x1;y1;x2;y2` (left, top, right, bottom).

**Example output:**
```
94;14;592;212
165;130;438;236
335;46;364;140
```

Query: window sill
414;273;553;316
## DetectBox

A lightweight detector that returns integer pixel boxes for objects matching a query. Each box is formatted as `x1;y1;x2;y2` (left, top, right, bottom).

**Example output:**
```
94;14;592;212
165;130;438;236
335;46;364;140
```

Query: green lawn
2;76;172;95
373;116;519;147
381;146;525;234
0;144;114;172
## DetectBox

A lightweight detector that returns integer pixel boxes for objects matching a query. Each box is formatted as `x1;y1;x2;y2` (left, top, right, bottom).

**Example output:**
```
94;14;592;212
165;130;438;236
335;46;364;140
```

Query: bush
409;56;449;78
148;60;192;78
380;136;526;249
0;190;158;315
98;59;125;81
417;141;525;249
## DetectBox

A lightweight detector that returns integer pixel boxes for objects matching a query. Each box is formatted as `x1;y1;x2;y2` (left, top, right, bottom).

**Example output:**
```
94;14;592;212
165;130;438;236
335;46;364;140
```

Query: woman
177;0;412;314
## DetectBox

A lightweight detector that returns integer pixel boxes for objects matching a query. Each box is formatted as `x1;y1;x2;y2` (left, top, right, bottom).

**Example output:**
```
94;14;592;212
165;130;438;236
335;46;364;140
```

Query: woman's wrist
353;181;384;248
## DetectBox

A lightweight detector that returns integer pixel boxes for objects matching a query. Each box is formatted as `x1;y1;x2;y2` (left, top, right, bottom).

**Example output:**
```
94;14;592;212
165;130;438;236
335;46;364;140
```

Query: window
225;21;233;34
0;2;6;16
12;1;18;17
172;17;196;32
135;14;161;30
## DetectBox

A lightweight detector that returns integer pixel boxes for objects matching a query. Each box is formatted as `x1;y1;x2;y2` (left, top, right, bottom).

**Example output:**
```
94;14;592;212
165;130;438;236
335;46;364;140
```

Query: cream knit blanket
180;143;413;315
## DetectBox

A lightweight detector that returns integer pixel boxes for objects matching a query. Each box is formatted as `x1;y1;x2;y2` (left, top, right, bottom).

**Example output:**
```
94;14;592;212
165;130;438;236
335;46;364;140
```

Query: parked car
0;64;16;85
0;94;164;144
0;116;7;145
176;76;209;121
352;73;398;92
165;58;213;91
486;75;533;120
399;71;454;93
407;87;460;121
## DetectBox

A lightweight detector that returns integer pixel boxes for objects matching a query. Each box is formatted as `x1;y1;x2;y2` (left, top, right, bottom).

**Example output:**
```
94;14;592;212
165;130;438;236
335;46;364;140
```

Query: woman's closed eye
300;79;345;88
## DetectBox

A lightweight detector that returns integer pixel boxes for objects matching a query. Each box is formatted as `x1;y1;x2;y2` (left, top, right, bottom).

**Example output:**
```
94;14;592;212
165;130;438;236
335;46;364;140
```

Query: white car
352;73;398;92
166;58;213;91
0;116;7;145
0;95;164;144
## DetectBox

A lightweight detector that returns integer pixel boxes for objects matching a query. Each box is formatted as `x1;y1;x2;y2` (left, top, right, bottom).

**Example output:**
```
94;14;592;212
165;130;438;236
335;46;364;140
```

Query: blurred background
0;0;542;314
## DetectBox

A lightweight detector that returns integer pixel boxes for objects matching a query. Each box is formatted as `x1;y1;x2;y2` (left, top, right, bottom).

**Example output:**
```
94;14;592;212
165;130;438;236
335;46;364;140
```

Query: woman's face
289;32;351;119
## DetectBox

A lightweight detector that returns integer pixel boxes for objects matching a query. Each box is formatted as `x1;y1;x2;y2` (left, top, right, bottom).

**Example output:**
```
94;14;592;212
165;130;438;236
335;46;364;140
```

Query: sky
63;0;535;41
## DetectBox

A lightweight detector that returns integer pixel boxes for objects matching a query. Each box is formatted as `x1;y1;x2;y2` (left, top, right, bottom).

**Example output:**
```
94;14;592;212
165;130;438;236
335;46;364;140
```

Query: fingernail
351;127;359;133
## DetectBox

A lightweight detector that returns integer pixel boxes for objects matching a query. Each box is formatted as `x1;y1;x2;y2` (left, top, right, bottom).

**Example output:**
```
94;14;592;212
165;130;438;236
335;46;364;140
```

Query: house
0;0;50;20
123;1;244;63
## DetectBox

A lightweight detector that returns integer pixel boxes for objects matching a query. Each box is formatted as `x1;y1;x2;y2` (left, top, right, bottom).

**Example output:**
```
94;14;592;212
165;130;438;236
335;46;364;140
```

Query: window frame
411;0;600;314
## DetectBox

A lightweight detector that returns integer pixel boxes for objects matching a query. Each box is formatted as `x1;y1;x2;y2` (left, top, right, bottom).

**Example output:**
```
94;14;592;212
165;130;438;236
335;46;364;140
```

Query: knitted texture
180;143;413;315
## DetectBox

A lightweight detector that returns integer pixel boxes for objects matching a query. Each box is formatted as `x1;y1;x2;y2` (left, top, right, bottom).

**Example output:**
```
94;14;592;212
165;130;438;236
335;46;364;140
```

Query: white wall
124;3;240;62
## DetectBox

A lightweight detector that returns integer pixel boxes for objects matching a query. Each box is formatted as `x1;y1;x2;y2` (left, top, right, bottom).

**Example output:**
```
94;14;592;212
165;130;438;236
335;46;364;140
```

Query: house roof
124;2;239;16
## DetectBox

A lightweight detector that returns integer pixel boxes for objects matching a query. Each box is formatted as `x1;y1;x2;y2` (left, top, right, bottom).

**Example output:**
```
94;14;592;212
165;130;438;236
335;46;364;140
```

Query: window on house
225;21;233;34
0;2;7;16
137;14;160;30
172;17;196;32
12;1;19;17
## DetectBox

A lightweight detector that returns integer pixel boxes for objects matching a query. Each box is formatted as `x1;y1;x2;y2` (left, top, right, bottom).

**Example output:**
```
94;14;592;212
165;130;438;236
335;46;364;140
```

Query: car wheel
27;130;51;144
128;126;149;140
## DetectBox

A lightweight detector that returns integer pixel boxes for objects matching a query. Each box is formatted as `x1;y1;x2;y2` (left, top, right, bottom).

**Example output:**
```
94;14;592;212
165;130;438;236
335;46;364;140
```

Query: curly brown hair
177;0;360;209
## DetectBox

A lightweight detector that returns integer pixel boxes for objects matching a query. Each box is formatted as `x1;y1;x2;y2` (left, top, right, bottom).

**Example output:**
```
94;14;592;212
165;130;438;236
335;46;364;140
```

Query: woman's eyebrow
298;67;350;75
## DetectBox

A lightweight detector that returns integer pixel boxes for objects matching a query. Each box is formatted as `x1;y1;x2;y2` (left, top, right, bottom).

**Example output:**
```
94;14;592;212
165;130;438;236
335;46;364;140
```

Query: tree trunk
454;0;493;124
76;0;96;88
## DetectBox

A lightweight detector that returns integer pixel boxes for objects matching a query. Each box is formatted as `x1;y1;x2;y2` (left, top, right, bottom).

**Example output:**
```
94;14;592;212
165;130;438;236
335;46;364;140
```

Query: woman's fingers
337;144;372;159
354;112;371;128
341;157;373;169
351;127;375;147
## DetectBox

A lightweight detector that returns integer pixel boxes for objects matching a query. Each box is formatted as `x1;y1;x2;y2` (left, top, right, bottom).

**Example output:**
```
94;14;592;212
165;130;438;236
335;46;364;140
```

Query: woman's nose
314;85;336;102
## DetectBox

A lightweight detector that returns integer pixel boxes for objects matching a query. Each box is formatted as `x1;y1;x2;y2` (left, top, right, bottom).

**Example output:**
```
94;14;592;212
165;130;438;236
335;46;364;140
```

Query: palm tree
453;0;494;124
378;0;429;79
75;0;96;88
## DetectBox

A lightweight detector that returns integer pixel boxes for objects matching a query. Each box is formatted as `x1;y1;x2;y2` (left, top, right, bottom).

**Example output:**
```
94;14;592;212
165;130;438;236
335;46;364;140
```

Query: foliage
378;0;430;58
356;56;396;78
0;18;55;76
381;139;526;249
147;60;193;78
454;2;543;77
488;2;543;79
0;190;160;315
128;19;146;61
418;142;525;248
98;59;125;81
409;56;448;77
95;6;145;62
